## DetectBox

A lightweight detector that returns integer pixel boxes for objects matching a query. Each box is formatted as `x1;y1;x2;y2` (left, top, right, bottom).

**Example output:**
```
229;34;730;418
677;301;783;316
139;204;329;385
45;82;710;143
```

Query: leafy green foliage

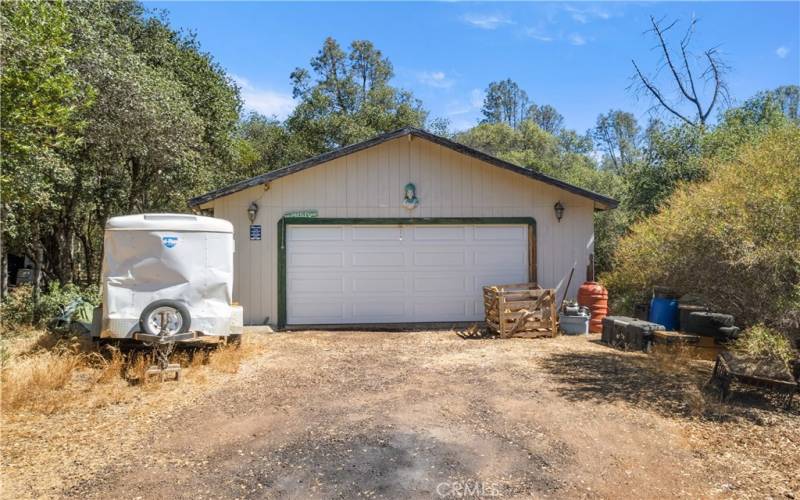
1;0;242;288
0;0;86;250
622;120;704;217
1;284;99;329
286;37;426;156
603;125;800;331
481;79;529;128
526;104;563;134
592;110;640;171
731;325;796;365
748;85;799;122
231;113;296;181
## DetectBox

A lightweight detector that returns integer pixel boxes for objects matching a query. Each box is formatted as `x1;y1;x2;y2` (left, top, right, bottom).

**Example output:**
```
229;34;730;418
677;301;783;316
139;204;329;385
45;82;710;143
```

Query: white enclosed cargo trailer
95;213;243;344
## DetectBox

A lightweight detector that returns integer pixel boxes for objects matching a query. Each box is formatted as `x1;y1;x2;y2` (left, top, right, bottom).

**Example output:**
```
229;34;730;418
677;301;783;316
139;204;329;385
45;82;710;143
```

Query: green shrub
1;283;99;331
731;324;796;364
602;125;800;332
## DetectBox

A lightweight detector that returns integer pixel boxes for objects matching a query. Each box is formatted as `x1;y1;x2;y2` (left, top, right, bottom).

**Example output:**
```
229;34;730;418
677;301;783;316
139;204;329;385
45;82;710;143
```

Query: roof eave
187;127;619;210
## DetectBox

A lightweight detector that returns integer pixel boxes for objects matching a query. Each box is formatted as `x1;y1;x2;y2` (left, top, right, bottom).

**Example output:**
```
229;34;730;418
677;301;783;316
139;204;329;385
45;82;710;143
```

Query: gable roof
188;127;618;210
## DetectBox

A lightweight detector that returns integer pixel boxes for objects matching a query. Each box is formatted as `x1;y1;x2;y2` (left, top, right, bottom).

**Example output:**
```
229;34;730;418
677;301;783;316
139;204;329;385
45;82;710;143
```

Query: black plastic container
623;320;665;351
601;316;637;347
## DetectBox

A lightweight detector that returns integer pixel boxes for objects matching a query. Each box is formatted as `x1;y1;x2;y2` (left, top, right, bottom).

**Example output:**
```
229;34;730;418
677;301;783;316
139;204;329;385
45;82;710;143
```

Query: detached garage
188;127;617;327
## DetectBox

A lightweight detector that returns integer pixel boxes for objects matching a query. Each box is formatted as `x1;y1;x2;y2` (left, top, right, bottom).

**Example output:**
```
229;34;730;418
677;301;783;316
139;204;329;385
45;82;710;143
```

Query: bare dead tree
631;16;729;126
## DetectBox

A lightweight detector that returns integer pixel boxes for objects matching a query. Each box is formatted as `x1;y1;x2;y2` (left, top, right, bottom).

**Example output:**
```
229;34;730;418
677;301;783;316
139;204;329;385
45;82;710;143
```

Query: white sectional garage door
286;224;529;324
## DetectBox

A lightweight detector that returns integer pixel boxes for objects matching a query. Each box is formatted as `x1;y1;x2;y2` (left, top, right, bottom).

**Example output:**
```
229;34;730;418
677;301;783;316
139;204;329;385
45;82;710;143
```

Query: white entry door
286;224;529;324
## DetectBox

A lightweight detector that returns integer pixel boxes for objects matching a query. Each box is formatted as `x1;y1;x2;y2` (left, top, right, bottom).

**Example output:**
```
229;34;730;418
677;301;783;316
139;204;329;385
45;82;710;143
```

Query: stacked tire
682;311;740;342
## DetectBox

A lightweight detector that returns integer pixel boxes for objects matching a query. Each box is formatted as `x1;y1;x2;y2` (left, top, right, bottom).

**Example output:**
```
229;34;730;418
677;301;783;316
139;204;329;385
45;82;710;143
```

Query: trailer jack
144;341;181;382
137;311;190;382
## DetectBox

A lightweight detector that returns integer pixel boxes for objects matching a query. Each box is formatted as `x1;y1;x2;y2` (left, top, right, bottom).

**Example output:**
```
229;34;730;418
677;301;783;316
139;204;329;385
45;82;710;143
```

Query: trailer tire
140;300;191;336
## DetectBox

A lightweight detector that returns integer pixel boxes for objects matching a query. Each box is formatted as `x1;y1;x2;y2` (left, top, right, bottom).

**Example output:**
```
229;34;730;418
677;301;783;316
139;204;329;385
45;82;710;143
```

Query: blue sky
147;1;799;133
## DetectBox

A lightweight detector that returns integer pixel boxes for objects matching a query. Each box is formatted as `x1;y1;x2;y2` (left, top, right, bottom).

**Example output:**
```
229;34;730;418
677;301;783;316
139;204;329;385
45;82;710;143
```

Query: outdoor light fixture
247;201;259;223
554;201;564;222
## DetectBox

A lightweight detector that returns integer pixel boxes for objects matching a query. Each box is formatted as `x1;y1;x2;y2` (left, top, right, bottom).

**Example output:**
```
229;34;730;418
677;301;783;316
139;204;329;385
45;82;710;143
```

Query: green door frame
277;217;537;327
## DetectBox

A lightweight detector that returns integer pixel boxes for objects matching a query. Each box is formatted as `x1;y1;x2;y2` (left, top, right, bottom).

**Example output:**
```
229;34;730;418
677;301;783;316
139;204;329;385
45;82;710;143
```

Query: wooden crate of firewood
483;282;558;339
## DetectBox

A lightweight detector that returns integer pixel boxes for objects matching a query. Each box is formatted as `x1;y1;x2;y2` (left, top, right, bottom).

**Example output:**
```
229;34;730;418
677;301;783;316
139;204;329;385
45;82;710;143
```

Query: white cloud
525;27;554;42
442;89;484;131
469;88;484;109
418;71;455;89
462;13;513;30
568;34;587;46
231;74;296;119
564;5;612;24
776;46;790;59
447;89;483;115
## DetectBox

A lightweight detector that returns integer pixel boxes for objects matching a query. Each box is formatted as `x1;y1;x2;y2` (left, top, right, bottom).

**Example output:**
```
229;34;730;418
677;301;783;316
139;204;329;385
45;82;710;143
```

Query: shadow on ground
539;346;794;421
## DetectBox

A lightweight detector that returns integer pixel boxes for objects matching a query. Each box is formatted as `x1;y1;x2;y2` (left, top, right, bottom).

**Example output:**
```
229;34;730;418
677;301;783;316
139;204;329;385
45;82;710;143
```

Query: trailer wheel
140;300;191;336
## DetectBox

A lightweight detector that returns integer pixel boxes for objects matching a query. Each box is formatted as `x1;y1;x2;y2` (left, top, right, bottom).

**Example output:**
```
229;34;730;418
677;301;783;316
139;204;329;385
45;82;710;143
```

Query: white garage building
188;128;617;327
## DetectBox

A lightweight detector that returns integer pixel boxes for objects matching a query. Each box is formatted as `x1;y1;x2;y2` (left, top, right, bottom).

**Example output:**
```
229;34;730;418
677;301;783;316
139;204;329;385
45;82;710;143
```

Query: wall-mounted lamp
554;201;564;222
247;202;259;223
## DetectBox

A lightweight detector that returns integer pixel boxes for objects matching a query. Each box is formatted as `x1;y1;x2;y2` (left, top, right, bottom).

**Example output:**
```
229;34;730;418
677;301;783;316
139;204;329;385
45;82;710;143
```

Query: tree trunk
79;232;95;285
1;246;7;301
0;203;6;300
32;223;44;323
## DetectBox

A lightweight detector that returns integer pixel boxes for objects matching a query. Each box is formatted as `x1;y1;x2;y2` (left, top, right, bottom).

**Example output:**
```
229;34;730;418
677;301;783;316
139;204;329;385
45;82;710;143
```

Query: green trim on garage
277;217;537;328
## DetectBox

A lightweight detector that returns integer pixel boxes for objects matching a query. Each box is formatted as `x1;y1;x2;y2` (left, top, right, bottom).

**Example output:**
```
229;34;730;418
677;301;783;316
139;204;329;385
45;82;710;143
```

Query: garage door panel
353;300;406;319
286;224;528;324
352;226;402;241
288;226;343;241
352;276;406;293
413;250;465;266
413;300;468;319
352;251;405;267
289;252;343;267
288;276;343;293
288;301;345;322
413;275;467;293
474;226;527;241
474;248;528;267
412;226;465;241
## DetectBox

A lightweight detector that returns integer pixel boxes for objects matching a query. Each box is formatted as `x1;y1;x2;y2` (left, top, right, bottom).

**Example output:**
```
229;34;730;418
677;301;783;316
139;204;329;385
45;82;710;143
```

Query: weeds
1;329;266;415
644;344;734;419
730;324;796;365
1;349;84;413
207;342;244;373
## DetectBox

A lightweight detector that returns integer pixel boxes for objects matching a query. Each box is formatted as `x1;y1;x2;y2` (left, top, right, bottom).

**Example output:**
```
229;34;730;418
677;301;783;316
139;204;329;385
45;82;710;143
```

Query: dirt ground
2;329;798;499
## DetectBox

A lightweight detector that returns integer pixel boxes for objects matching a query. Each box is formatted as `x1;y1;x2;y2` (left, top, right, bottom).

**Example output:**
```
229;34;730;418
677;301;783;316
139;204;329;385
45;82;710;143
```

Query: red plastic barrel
578;281;608;333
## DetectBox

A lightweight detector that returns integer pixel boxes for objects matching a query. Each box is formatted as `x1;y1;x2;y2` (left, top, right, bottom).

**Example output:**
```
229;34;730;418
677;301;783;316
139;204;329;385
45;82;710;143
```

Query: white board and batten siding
204;136;595;325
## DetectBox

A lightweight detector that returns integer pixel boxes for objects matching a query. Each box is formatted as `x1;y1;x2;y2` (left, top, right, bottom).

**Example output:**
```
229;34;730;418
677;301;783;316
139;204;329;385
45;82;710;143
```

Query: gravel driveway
5;329;798;499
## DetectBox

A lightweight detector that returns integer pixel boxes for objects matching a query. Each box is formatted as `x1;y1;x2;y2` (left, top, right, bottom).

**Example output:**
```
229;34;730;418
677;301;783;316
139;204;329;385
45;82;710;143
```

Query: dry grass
1;349;84;413
93;347;124;384
207;342;244;373
0;329;268;416
648;343;702;373
636;344;733;418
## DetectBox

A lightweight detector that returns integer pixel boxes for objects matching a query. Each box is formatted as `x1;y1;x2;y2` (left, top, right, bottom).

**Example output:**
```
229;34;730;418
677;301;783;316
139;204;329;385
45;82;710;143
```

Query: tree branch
679;17;705;123
632;60;695;126
650;16;698;108
702;50;723;124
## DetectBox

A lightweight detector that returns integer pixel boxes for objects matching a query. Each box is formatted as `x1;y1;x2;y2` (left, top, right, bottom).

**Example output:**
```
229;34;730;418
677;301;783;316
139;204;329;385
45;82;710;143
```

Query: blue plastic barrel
649;296;679;330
